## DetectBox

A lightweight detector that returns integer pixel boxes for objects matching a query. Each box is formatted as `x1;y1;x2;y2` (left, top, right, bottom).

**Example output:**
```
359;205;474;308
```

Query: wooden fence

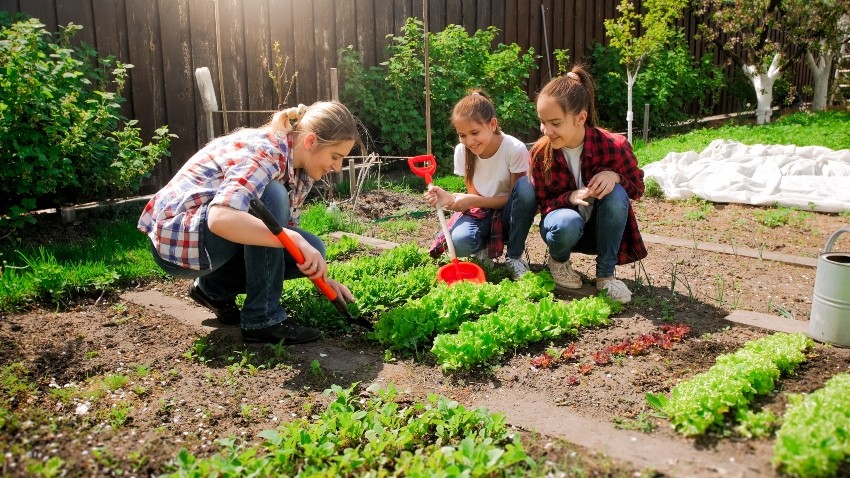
3;0;813;190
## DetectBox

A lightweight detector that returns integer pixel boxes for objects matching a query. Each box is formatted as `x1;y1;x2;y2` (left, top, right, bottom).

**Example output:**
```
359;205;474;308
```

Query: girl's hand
326;279;356;304
296;240;327;279
424;186;454;208
586;171;620;199
447;193;476;211
569;188;595;206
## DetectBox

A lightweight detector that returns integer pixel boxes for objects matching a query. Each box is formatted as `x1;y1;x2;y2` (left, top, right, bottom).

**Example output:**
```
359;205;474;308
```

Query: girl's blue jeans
150;181;322;330
539;183;629;278
449;175;536;259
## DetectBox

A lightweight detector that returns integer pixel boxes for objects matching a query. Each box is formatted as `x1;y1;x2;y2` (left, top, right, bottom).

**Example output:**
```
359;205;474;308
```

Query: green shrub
340;18;537;173
591;31;724;135
0;15;172;229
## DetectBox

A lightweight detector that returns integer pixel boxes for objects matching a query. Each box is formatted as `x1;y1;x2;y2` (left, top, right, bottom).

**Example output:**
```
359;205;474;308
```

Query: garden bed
2;188;850;476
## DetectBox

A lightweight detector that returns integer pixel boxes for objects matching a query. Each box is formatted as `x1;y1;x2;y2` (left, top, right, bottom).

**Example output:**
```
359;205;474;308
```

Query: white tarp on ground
642;139;850;212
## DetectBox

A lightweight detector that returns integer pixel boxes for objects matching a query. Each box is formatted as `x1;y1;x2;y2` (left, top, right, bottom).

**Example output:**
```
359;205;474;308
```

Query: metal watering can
809;228;850;347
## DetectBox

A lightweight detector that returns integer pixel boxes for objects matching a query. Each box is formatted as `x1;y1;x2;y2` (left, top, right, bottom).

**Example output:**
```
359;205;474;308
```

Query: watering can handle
824;228;850;254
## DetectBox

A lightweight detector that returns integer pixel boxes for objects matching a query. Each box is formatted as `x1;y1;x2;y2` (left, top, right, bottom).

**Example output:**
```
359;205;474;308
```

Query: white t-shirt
453;134;529;197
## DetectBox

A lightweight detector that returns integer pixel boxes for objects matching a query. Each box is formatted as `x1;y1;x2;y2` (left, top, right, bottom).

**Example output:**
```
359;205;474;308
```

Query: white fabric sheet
642;139;850;212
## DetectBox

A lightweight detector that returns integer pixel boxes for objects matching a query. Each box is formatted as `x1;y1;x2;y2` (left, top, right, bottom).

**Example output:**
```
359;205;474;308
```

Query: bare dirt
2;188;850;477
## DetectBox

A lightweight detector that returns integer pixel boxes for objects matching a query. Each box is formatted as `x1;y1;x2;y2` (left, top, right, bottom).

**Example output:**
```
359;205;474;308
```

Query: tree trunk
805;50;834;112
743;54;782;125
626;71;636;144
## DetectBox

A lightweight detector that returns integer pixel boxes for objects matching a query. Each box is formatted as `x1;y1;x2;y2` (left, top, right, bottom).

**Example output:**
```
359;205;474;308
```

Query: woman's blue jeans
150;181;322;330
539;183;629;278
449;175;536;259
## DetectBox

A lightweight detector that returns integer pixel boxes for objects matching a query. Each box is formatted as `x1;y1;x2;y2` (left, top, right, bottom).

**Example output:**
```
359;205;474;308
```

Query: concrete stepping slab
643;233;817;268
722;310;809;335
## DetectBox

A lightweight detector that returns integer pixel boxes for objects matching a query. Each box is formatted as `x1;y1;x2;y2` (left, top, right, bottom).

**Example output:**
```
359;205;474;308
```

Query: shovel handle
249;199;337;301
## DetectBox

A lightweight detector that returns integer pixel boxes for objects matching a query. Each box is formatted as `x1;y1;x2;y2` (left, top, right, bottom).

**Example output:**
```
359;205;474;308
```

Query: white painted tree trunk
805;49;834;112
743;53;782;125
626;70;637;144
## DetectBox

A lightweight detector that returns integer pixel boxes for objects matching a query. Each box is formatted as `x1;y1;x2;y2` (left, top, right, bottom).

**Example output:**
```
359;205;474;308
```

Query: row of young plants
646;332;813;437
371;272;556;352
279;244;439;330
167;383;534;477
773;373;850;478
431;295;620;371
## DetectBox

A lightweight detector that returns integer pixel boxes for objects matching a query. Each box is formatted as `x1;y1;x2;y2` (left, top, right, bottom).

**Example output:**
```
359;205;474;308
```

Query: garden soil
3;189;850;477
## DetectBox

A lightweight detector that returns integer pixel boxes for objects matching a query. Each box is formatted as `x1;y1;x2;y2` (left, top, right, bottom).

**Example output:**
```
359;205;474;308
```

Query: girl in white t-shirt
424;91;536;279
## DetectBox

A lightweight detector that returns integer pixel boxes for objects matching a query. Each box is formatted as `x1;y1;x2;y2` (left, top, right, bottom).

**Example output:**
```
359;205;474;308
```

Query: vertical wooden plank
428;0;445;32
374;0;393;62
292;0;317;101
573;0;585;59
594;0;604;49
504;0;517;45
157;0;198;175
55;0;95;47
189;0;222;146
313;0;336;99
125;1;167;190
393;0;412;34
446;0;461;30
552;0;564;63
475;0;490;31
460;0;475;33
242;0;273;124
92;0;133;122
218;0;249;131
528;0;541;94
269;0;296;104
355;0;376;67
491;0;504;45
19;0;57;32
335;0;356;49
0;0;20;14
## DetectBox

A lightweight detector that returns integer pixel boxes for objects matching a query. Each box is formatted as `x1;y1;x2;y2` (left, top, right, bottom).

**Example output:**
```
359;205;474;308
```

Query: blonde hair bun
272;103;308;133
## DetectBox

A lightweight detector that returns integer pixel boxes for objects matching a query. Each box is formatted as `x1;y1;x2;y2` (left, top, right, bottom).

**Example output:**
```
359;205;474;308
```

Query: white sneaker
548;257;582;289
596;277;632;304
504;257;530;279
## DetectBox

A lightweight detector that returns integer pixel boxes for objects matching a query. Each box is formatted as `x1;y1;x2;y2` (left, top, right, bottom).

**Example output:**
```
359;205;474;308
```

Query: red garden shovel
407;154;486;285
249;198;373;330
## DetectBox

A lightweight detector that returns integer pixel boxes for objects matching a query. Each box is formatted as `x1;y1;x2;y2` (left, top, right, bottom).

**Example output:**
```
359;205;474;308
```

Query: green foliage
325;234;360;262
372;272;556;353
340;19;537;172
0;17;172;229
773;373;850;478
648;332;812;437
167;383;533;477
299;202;364;236
432;295;619;371
633;110;850;167
591;34;724;135
0;216;163;312
643;178;664;199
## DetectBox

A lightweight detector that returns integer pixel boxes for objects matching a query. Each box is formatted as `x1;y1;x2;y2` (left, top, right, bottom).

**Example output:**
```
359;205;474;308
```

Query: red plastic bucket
437;259;486;285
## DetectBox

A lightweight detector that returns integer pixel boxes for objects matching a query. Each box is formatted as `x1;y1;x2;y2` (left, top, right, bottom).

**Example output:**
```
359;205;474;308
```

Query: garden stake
248;199;373;331
407;154;486;285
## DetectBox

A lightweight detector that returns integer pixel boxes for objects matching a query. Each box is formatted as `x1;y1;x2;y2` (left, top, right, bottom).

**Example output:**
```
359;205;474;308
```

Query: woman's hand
296;239;327;279
325;278;355;304
569;188;595;206
586;170;620;200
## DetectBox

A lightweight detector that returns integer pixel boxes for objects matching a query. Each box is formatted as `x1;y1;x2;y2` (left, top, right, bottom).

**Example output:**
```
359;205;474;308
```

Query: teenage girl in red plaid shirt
530;65;647;303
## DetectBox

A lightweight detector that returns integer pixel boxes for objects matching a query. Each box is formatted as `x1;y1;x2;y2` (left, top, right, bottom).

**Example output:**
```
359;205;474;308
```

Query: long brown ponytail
530;64;597;182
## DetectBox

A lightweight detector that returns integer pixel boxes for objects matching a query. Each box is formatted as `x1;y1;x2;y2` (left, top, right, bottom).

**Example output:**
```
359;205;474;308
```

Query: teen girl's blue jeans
539;183;629;278
150;181;321;331
449;175;536;259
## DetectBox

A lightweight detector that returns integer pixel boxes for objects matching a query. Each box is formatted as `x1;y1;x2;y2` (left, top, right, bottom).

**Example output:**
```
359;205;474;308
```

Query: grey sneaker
548;257;582;289
596;277;632;304
472;249;490;261
504;257;530;279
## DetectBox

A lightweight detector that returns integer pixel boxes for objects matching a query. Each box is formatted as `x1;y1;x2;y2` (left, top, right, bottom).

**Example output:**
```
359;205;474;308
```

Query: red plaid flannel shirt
529;127;647;265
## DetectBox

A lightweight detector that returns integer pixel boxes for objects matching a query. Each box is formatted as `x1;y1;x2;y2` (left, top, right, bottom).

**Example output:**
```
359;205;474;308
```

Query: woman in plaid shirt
138;102;358;344
529;66;647;304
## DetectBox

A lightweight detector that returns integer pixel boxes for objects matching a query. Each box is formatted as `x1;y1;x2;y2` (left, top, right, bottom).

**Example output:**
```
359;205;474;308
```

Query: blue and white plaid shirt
138;128;313;270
